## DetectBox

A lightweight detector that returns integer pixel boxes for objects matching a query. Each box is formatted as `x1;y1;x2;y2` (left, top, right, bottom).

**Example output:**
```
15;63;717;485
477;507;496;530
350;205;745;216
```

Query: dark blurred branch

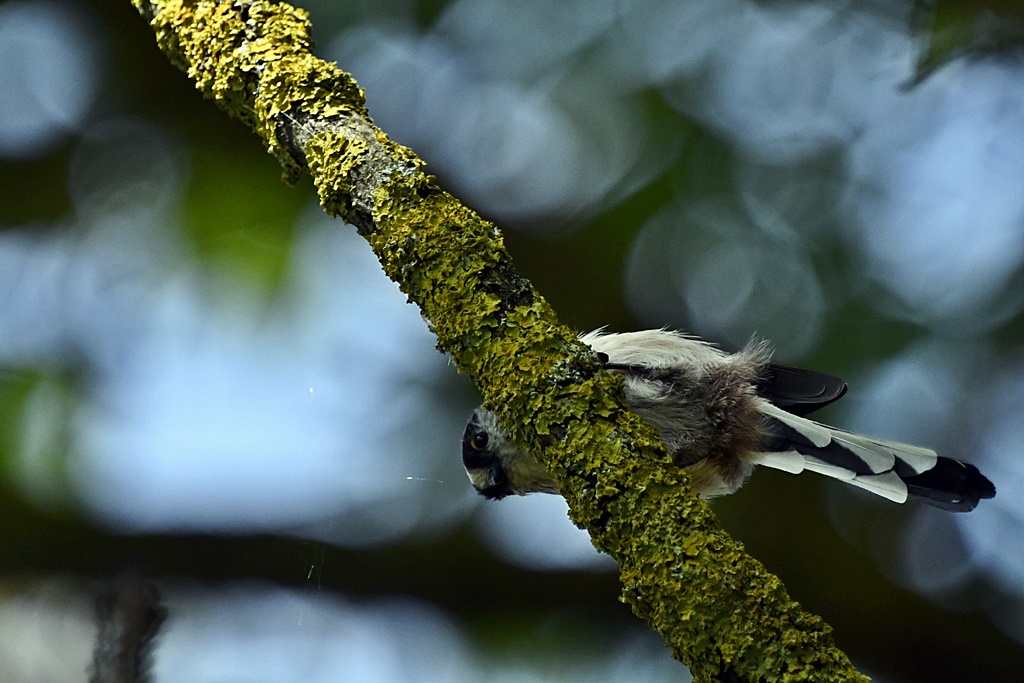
130;1;868;681
89;575;166;683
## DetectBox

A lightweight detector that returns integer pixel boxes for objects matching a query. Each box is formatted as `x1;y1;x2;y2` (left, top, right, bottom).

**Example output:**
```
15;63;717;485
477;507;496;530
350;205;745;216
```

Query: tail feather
827;428;938;476
754;403;995;511
801;454;857;481
844;471;907;503
901;458;996;512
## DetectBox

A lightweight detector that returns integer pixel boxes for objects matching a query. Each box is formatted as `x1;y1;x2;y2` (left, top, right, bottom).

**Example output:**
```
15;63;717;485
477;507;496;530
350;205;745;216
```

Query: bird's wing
600;353;847;418
755;363;847;416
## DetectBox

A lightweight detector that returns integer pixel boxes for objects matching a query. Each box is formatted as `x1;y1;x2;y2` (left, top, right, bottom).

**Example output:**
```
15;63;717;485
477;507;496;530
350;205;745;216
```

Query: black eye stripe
462;415;491;459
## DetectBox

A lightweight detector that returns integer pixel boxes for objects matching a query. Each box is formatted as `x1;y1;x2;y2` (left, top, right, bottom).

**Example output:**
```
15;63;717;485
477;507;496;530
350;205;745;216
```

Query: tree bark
131;2;870;681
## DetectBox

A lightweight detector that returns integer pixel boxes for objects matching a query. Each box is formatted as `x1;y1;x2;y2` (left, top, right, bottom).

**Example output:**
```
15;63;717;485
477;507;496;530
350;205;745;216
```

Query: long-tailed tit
462;329;995;512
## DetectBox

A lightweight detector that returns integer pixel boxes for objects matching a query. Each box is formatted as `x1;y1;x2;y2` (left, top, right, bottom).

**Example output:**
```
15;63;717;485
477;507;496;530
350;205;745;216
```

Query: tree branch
131;1;869;680
90;575;166;683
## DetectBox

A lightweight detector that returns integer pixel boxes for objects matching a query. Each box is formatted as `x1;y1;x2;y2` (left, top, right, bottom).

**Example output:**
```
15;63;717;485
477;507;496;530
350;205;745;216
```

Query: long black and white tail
752;403;996;512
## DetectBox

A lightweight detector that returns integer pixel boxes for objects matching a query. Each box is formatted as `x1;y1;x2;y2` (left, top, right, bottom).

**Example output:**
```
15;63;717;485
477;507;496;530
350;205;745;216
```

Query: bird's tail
751;403;995;512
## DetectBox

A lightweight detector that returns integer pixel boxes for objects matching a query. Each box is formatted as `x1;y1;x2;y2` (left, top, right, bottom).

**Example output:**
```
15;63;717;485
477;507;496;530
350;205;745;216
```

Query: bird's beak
487;463;504;489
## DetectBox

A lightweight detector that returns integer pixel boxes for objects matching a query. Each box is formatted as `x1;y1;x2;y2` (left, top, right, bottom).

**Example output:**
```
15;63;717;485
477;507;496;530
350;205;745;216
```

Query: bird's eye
471;432;488;451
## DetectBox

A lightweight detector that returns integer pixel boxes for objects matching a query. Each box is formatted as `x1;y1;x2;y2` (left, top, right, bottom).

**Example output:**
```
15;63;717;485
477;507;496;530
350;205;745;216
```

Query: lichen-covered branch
131;2;869;681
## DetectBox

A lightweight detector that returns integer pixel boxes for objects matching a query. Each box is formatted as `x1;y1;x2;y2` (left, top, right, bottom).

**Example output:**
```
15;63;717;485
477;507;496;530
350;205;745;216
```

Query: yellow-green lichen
306;132;368;217
136;0;367;180
375;129;420;165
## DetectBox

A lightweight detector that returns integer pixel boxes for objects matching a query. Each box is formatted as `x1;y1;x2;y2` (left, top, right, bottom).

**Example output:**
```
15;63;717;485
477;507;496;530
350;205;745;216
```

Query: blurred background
2;0;1024;680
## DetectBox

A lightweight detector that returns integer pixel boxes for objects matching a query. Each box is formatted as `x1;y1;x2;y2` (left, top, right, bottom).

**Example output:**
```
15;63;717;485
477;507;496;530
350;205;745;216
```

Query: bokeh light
0;0;100;159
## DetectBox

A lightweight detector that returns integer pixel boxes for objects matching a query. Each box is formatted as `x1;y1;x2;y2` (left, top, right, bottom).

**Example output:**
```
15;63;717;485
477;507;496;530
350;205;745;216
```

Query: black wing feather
757;363;847;416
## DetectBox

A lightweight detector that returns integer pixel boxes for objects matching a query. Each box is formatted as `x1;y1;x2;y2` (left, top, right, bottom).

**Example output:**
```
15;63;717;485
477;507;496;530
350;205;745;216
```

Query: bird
461;329;996;512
